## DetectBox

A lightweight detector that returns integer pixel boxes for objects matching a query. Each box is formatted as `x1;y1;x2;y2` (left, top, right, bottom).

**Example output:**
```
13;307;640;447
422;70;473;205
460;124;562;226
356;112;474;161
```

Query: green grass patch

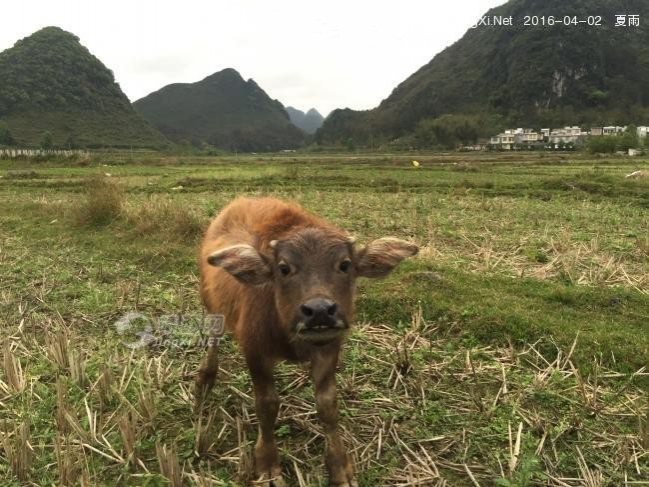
0;151;647;485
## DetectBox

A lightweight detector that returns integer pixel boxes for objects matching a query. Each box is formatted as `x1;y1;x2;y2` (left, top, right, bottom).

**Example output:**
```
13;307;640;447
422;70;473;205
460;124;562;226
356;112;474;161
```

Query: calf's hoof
194;371;217;410
254;468;285;487
195;369;217;394
254;442;283;487
328;461;357;487
330;479;358;487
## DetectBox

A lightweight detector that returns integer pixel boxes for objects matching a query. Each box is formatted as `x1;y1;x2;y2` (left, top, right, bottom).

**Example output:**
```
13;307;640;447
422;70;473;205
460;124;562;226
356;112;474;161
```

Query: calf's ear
207;245;271;285
356;238;418;278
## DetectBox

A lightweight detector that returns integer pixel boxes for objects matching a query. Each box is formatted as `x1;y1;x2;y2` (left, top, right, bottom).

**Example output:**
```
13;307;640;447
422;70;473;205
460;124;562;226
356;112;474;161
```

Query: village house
548;126;587;146
490;128;543;149
489;124;645;151
490;130;516;150
516;128;544;144
602;126;626;136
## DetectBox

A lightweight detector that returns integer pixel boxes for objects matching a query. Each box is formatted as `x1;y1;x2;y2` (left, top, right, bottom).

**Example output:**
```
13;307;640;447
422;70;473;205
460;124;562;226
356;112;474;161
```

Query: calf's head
207;228;418;344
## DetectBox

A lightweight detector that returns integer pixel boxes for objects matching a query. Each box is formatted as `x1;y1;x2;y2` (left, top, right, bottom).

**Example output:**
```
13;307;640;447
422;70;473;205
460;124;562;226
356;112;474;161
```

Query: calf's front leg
248;357;285;487
312;350;357;487
195;339;219;411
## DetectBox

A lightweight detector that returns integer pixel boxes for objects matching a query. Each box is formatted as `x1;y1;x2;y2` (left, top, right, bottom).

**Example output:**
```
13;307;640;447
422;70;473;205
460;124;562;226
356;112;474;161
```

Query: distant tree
40;131;54;150
65;133;79;150
414;114;480;149
617;132;638;151
479;114;506;140
414;119;439;148
587;89;608;106
588;136;617;154
620;124;639;150
0;121;15;146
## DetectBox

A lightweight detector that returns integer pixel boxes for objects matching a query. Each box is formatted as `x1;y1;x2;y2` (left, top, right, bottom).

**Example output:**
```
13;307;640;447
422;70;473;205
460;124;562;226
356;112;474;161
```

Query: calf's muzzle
300;298;338;329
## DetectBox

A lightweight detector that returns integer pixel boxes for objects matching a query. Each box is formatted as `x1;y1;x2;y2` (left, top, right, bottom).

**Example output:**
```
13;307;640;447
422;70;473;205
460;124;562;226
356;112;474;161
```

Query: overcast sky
1;1;505;116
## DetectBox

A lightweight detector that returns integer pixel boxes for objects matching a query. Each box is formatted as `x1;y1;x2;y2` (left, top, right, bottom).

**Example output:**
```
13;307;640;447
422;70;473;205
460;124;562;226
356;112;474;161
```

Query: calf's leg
248;356;284;487
195;339;219;411
311;350;357;487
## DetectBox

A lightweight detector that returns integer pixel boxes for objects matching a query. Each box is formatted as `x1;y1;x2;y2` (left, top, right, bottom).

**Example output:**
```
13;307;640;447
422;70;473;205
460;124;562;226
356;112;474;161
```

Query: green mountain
286;107;325;134
134;69;304;151
0;27;167;149
317;0;649;146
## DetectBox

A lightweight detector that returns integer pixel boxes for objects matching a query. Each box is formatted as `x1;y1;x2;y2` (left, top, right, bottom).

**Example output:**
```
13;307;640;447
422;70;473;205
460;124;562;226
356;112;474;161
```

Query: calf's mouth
293;320;348;344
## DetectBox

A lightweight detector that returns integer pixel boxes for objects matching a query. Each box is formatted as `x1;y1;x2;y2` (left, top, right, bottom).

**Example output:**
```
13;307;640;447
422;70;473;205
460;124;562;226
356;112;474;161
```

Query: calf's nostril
301;304;314;318
300;299;338;325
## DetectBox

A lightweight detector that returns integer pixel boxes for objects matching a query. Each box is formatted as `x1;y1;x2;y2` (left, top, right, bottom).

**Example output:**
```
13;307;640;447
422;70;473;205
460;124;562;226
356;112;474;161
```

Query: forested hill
316;0;649;146
134;68;304;152
0;27;167;148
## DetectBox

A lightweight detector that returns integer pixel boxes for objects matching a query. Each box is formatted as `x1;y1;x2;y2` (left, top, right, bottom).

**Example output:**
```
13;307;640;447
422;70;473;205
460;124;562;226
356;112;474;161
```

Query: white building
548;126;587;145
515;128;544;144
490;128;543;149
490;130;516;150
603;126;626;136
637;126;649;138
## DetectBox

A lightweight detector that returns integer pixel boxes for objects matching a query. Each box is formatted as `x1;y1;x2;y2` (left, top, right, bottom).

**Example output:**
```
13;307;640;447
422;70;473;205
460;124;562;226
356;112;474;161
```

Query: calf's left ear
207;244;271;285
356;237;418;278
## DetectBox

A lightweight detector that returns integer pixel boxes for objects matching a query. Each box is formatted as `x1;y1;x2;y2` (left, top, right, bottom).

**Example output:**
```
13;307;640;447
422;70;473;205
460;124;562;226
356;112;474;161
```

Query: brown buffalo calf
196;197;418;486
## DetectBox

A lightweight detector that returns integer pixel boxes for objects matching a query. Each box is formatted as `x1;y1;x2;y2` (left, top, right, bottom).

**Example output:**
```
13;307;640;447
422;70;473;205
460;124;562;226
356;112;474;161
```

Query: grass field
1;151;648;486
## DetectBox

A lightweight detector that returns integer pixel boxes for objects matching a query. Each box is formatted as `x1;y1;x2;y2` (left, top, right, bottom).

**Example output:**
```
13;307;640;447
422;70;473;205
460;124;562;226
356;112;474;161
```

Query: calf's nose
300;298;338;327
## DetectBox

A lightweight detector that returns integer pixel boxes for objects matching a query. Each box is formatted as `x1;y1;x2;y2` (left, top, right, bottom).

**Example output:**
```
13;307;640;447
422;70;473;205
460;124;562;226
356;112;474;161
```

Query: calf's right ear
207;245;271;285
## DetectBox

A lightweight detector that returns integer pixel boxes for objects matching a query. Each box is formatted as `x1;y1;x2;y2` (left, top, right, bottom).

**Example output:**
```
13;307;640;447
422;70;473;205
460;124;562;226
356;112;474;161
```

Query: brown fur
196;197;418;486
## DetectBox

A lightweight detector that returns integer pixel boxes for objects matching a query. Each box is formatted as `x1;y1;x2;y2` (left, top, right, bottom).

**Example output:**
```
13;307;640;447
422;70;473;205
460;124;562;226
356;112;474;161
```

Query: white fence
0;148;91;159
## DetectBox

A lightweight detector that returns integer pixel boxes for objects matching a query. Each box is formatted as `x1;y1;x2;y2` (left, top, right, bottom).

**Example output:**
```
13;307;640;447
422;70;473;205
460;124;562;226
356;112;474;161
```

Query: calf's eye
339;260;352;273
278;262;291;277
